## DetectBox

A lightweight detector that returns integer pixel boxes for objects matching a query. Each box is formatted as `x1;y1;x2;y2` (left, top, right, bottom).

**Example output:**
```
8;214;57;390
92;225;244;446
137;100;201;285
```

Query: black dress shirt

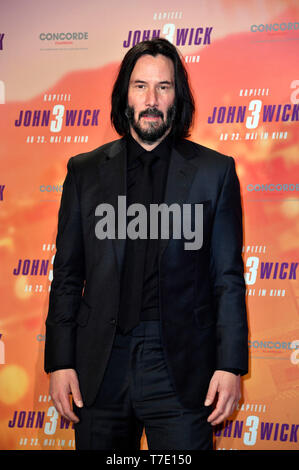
123;133;172;321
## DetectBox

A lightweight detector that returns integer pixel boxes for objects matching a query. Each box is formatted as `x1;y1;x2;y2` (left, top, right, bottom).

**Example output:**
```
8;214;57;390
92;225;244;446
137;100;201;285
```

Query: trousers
73;320;214;450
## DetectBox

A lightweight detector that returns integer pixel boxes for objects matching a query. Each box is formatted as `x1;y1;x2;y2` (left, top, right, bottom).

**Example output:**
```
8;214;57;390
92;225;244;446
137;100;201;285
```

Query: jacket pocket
193;304;215;329
76;298;91;326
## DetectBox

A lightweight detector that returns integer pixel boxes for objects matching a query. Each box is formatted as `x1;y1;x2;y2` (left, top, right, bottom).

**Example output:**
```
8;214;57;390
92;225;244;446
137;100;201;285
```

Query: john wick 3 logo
95;197;203;251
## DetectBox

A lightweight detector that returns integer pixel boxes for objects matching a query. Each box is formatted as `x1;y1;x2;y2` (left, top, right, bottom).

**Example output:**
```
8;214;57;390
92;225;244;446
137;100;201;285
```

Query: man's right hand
49;368;83;423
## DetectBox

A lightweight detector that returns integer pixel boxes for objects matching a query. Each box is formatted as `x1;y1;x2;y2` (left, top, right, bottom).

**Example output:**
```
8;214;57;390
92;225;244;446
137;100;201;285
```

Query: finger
52;398;64;418
61;405;80;423
207;390;229;424
59;392;80;423
54;397;79;424
208;395;235;426
207;404;224;425
204;379;218;407
70;375;83;408
217;396;240;424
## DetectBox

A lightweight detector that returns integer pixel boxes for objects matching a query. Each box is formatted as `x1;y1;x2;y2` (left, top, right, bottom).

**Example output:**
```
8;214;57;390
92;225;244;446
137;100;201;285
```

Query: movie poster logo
250;22;299;33
207;81;299;142
39;31;88;51
9;396;75;449
215;402;299;449
215;416;299;447
13;244;55;295
123;26;213;49
13;94;100;144
123;10;212;63
249;338;299;363
243;245;297;297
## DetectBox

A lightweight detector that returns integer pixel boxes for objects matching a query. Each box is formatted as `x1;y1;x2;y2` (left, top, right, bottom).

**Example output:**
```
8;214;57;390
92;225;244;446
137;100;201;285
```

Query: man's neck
129;128;171;151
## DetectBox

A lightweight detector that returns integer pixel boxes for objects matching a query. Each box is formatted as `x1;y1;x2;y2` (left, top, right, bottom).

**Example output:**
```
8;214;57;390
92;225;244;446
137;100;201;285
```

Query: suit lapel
97;138;127;276
159;144;197;260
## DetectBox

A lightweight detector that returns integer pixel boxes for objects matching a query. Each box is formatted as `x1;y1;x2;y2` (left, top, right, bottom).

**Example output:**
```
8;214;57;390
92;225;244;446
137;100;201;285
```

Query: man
44;38;248;450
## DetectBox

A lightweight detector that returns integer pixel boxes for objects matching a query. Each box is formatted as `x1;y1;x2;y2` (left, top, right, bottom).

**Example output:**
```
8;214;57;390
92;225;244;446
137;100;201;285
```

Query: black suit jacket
44;137;248;409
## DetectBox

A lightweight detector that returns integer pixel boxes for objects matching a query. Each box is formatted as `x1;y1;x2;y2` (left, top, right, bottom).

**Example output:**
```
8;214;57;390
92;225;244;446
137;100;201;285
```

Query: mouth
139;109;163;122
141;115;161;120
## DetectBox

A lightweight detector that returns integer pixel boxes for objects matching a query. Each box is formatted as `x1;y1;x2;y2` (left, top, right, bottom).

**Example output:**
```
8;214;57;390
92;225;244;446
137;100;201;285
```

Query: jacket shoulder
68;138;124;171
178;139;234;172
180;139;231;160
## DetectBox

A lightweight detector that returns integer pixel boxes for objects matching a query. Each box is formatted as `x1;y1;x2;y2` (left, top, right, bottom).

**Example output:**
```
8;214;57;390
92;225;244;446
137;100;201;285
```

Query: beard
126;104;176;144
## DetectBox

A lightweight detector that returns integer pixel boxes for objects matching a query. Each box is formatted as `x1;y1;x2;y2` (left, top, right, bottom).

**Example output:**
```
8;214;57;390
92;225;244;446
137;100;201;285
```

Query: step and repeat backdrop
0;0;298;451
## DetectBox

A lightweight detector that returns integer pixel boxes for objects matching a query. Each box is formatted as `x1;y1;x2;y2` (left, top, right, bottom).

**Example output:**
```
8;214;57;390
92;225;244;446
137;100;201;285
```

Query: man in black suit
45;38;248;450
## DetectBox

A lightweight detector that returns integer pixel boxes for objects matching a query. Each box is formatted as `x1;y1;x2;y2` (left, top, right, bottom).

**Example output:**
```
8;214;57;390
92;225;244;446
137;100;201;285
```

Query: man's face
127;54;176;146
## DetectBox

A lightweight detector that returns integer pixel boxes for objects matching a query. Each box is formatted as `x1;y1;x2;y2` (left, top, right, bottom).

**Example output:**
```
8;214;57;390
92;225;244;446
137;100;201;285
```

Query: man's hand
204;370;241;426
49;368;83;423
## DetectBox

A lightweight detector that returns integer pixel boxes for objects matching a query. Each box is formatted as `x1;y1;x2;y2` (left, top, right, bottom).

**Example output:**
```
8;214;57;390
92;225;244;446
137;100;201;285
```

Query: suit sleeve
44;157;85;373
210;156;248;375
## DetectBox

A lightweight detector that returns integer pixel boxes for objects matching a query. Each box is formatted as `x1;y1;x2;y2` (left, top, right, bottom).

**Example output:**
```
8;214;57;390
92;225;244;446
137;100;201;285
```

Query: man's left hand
204;370;241;426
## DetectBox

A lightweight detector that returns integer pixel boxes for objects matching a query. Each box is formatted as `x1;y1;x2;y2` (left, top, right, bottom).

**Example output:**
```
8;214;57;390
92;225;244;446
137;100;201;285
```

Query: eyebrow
130;79;173;85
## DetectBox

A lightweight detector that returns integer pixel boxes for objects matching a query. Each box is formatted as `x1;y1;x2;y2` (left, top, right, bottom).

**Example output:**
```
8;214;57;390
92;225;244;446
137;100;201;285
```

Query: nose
145;86;158;107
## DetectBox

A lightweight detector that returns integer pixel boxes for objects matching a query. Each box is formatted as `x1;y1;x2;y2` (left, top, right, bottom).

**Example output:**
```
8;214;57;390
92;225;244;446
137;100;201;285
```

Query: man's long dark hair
111;38;195;140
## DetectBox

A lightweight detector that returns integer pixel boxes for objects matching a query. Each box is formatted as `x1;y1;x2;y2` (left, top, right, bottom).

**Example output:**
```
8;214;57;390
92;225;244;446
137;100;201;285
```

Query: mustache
138;108;164;119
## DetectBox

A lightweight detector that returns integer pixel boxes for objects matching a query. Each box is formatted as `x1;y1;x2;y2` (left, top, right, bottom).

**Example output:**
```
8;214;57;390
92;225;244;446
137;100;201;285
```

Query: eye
158;84;171;91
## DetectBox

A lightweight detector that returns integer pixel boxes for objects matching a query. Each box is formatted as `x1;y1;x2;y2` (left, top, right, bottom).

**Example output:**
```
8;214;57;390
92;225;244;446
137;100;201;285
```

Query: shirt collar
126;133;172;168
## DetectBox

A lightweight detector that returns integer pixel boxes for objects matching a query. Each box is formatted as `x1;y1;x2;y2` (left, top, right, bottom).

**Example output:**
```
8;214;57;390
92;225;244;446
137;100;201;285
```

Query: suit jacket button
110;318;116;325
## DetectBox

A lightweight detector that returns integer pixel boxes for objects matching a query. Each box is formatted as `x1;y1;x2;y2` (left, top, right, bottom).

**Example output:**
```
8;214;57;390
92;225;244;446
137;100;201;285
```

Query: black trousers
74;320;213;450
